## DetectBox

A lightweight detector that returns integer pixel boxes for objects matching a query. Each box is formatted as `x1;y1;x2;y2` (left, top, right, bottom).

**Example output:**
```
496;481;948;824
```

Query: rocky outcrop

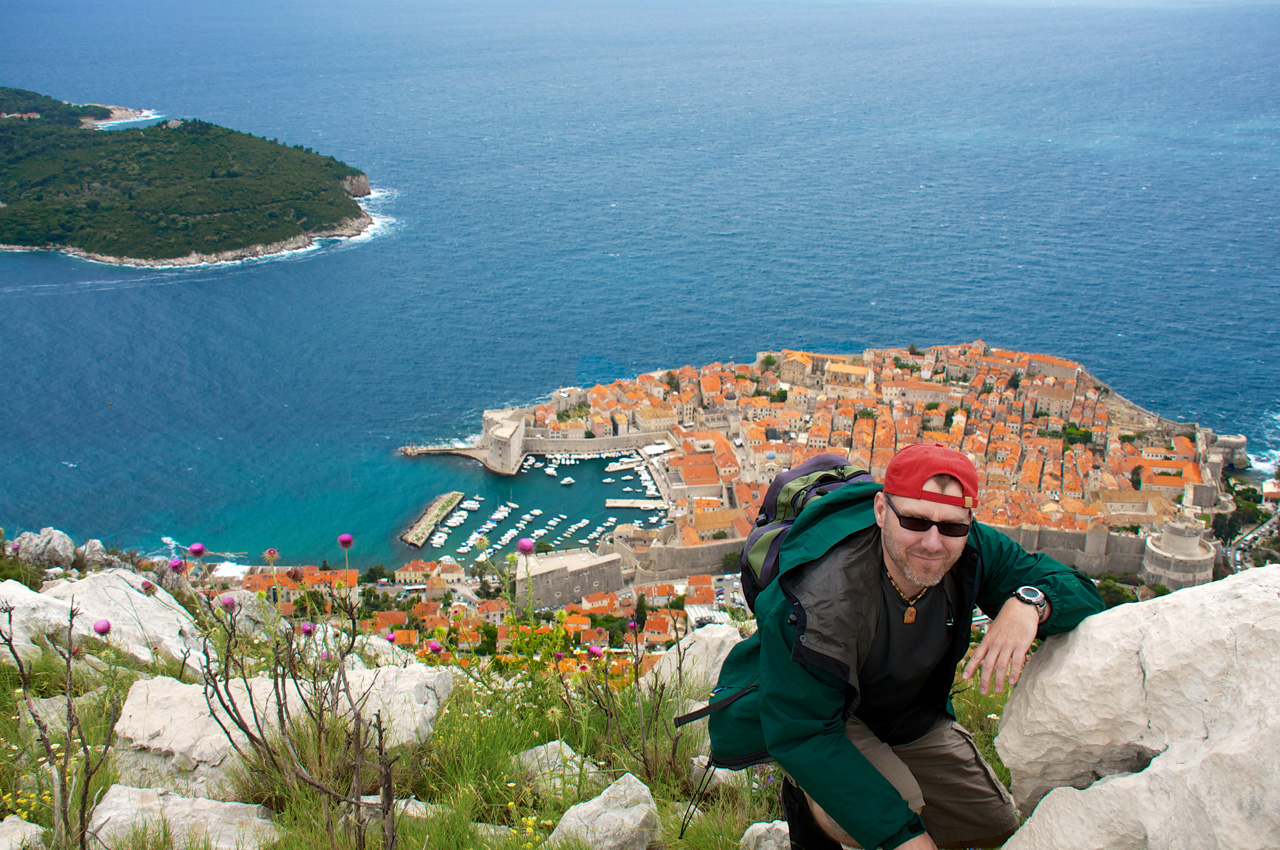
75;539;126;570
740;820;790;850
998;566;1280;849
340;173;372;197
43;569;204;669
514;740;605;797
0;579;97;663
87;785;277;850
646;623;743;692
0;815;44;850
114;666;452;798
14;528;74;568
547;773;658;850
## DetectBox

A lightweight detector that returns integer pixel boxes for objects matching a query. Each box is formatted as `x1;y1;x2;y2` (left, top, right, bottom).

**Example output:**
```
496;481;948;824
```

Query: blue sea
1;0;1277;568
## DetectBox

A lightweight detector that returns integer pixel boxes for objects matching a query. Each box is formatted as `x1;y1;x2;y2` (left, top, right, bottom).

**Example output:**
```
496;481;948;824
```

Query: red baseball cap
883;443;978;509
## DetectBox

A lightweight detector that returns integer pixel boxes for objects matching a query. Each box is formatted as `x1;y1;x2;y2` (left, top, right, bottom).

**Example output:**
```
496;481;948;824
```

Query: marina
398;449;672;569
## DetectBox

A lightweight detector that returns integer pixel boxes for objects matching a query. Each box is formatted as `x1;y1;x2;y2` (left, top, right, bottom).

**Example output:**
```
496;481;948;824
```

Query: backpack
739;453;874;611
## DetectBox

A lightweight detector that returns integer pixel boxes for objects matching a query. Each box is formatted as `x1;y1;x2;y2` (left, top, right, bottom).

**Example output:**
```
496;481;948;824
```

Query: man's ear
873;492;886;529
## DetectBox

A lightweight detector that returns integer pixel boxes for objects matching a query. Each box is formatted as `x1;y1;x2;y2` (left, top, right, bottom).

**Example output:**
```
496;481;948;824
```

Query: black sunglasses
884;495;972;538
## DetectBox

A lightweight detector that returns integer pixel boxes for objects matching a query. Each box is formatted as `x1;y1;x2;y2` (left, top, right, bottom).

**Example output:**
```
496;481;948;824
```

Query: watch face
1016;586;1045;606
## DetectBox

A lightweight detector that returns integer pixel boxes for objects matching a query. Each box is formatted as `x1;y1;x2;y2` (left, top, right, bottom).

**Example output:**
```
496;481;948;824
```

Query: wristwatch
1012;585;1049;623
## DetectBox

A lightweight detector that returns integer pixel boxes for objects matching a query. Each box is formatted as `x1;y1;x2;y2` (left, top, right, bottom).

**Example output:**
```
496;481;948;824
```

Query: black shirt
853;568;957;745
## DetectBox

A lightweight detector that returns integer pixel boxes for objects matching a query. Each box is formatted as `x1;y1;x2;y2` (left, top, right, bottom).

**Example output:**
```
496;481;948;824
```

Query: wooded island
0;87;371;265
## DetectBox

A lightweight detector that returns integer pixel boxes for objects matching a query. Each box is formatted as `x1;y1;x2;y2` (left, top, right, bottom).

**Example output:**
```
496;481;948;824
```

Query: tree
772;389;788;403
635;593;648;629
711;530;728;540
762;354;777;369
361;565;387;584
535;540;553;553
1130;466;1144;491
722;551;741;571
1006;373;1021;390
1097;578;1135;609
665;371;679;391
1211;512;1241;544
907;343;920;356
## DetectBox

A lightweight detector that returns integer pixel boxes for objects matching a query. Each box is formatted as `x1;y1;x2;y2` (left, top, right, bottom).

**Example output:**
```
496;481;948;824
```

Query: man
741;443;1104;850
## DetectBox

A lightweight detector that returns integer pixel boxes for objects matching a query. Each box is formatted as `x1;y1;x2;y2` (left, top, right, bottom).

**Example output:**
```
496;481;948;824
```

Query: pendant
903;606;917;624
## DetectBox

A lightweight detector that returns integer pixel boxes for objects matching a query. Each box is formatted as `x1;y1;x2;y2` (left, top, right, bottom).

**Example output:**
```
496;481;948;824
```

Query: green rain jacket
705;481;1104;850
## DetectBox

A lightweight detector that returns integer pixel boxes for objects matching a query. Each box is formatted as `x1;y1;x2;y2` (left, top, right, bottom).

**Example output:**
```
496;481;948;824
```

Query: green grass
0;618;1024;850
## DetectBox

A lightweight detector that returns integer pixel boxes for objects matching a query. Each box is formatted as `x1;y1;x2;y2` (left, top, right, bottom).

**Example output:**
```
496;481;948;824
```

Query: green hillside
0;87;369;262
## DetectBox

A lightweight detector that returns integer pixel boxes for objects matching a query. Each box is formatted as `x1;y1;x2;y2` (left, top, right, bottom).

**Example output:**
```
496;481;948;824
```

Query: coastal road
1228;510;1280;572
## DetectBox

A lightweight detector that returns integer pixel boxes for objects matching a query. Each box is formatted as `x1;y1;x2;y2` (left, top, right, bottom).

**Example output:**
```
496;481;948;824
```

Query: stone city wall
522;432;671;455
990;524;1147;576
513;558;626;611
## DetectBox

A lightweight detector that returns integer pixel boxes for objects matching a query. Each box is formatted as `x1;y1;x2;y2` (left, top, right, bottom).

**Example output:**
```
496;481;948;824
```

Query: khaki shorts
802;715;1018;849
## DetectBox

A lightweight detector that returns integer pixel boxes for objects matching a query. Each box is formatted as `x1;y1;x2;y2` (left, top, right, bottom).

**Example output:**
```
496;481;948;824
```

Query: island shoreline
0;211;375;268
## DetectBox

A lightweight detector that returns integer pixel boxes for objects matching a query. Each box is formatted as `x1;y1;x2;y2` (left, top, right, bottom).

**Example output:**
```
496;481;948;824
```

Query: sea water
1;0;1277;566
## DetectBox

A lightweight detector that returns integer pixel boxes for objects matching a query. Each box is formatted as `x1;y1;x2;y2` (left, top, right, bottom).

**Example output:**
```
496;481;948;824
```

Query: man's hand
962;597;1040;695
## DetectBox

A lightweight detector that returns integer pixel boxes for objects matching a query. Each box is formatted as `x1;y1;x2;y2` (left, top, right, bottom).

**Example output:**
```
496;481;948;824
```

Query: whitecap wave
1246;405;1280;475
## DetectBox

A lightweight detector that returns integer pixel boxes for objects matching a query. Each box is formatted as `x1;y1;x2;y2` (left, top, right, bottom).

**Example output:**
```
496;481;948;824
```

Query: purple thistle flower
320;651;331;661
188;542;206;557
627;620;637;630
428;640;442;654
386;632;396;642
141;580;156;595
301;622;314;635
588;645;604;658
285;567;303;582
220;597;236;611
93;619;111;636
169;557;186;574
517;537;535;554
578;664;588;672
553;651;564;661
338;533;354;549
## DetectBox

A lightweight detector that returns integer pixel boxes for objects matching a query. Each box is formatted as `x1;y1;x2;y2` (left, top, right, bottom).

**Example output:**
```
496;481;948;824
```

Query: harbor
399;449;672;569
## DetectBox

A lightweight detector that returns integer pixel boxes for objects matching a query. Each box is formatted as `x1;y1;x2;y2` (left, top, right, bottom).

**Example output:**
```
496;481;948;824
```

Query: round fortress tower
1141;518;1215;590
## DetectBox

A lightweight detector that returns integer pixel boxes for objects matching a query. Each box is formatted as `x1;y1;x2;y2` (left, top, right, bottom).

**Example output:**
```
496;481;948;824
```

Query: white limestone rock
351;633;416;667
646;623;743;693
217;590;280;637
42;569;205;670
740;820;790;850
0;580;96;665
14;529;75;569
87;784;277;850
20;686;108;738
0;815;44;850
114;665;452;797
75;539;124;571
998;566;1280;850
548;773;659;850
515;740;605;797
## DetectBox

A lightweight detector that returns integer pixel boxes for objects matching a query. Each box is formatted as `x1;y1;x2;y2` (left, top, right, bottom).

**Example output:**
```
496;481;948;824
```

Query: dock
605;458;646;473
400;491;465;547
605;499;668;510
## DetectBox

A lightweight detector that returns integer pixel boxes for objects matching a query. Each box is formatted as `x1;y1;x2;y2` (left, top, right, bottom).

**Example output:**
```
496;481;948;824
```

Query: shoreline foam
0;208;381;270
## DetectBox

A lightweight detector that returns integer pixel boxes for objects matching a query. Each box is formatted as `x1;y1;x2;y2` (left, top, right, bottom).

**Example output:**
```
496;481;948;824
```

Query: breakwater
400;491;464;548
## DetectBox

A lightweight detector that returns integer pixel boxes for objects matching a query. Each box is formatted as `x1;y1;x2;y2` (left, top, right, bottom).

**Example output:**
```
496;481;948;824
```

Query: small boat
507;501;519;508
560;477;575;485
545;468;558;477
602;477;615;483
